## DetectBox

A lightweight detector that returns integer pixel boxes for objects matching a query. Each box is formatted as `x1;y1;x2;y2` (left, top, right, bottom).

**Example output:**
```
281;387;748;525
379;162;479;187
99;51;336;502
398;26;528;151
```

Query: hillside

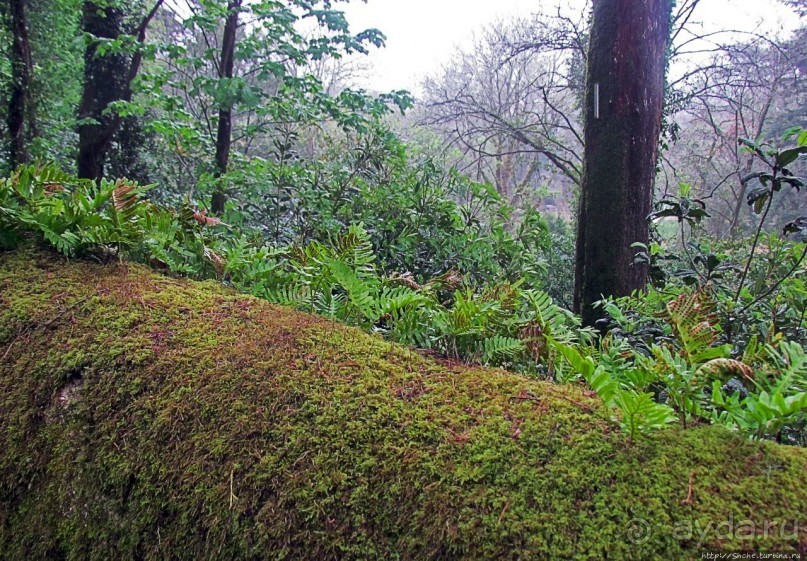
1;248;806;560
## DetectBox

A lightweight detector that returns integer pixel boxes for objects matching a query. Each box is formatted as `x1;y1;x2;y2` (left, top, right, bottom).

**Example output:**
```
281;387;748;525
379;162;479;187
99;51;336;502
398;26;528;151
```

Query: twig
734;183;775;304
681;469;695;506
229;468;237;509
497;500;512;524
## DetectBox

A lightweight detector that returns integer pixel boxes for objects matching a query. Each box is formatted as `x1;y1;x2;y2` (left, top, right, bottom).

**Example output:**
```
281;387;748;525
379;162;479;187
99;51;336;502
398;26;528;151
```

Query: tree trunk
211;0;242;215
77;1;127;180
573;0;673;326
6;0;33;169
77;0;163;181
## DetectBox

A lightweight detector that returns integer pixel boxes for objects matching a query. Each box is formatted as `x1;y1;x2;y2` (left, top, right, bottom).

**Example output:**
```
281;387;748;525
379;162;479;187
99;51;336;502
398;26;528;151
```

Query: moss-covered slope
1;249;805;560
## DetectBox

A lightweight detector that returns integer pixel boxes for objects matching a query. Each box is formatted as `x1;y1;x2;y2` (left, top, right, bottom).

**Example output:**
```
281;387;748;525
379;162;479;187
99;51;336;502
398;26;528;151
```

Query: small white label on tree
594;83;600;119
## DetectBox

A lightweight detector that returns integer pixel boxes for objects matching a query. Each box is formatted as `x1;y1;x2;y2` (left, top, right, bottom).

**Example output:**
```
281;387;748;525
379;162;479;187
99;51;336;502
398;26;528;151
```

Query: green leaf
775;146;807;168
746;187;769;213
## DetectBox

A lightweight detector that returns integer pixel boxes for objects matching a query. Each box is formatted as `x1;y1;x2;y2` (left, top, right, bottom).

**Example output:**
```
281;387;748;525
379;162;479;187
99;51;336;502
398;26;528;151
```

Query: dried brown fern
193;210;229;227
112;181;138;219
662;289;720;361
693;358;754;388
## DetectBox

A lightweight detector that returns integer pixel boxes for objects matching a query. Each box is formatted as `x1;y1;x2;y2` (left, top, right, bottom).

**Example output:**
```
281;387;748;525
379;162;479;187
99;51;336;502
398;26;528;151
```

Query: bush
0;165;580;373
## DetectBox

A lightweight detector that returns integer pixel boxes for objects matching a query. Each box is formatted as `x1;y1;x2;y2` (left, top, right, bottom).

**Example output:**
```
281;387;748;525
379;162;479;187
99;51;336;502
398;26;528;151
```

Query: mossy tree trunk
210;0;242;216
4;0;33;169
574;0;673;325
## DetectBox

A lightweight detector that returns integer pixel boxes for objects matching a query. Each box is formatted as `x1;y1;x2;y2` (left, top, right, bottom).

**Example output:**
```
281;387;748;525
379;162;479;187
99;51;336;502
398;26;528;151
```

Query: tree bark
77;0;163;180
574;0;673;326
5;0;33;169
77;1;127;180
210;0;242;215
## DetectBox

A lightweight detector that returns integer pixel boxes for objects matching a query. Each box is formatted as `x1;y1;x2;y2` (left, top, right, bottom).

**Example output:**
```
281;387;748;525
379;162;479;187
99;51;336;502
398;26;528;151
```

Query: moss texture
1;248;806;560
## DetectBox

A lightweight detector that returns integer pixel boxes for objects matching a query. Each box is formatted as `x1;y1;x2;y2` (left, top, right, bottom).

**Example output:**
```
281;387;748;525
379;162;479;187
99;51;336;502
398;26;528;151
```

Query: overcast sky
340;0;800;94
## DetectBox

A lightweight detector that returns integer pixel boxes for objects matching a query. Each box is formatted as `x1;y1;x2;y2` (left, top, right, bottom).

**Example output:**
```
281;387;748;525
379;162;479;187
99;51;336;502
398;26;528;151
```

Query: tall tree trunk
77;0;163;180
77;1;127;180
211;0;242;215
574;0;673;326
6;0;33;169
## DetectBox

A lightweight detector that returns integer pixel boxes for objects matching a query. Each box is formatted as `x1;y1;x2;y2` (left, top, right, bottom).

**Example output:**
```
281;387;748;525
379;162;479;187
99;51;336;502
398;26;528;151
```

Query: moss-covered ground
1;248;806;560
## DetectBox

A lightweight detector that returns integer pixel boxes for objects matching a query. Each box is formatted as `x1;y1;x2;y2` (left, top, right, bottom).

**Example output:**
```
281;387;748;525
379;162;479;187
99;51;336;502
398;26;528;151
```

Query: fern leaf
112;181;138;220
694;358;754;386
325;257;379;322
267;284;311;308
479;335;526;363
664;289;720;362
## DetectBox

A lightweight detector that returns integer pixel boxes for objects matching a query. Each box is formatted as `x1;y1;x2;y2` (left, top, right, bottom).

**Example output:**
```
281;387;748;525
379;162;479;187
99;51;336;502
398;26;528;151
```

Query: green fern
325;257;379;323
378;286;431;320
613;391;677;443
478;335;527;363
267;284;312;308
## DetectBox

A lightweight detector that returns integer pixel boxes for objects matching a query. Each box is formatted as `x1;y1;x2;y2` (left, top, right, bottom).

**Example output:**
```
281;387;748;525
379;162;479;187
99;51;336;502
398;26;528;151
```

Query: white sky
340;0;800;94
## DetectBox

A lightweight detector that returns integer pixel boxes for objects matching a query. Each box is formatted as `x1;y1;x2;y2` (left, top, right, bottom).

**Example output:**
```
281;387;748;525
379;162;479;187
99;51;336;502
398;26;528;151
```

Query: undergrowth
2;164;807;444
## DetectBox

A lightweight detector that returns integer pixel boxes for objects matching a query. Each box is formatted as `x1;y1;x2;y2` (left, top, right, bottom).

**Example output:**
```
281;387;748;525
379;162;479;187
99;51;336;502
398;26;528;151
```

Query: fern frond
478;335;526;363
112;181;139;221
313;291;347;319
325;257;379;322
379;286;430;319
663;289;720;362
267;284;311;308
41;227;81;256
333;224;376;275
763;341;807;393
694;359;755;386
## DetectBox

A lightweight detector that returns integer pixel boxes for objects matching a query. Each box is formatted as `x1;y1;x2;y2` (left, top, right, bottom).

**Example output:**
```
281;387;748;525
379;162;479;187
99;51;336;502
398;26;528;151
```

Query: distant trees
662;31;807;238
421;13;587;205
146;0;399;213
205;0;375;214
422;0;776;321
574;0;673;324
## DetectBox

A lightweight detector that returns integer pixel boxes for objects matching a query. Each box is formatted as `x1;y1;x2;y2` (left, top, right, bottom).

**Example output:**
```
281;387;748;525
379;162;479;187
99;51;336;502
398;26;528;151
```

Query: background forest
2;0;807;446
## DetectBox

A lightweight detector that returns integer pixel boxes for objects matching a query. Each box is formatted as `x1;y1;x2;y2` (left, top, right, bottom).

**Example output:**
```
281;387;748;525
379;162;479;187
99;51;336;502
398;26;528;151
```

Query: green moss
1;247;806;560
